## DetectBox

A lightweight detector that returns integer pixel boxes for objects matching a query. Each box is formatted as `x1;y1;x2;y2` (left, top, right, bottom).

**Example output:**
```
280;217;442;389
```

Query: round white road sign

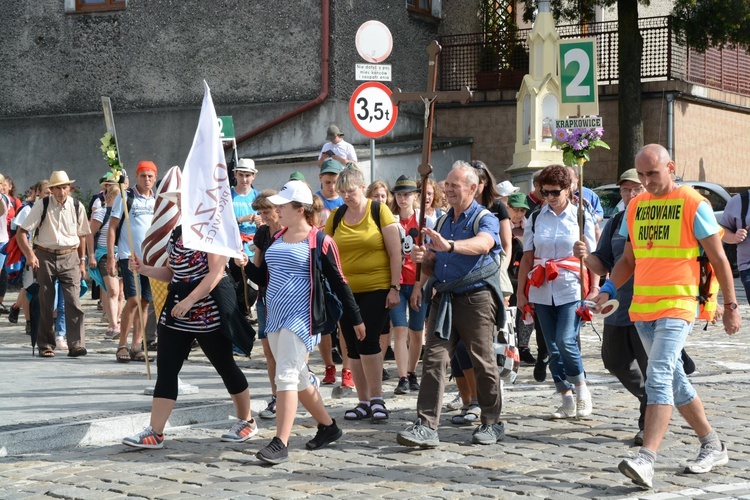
349;82;398;139
355;20;393;63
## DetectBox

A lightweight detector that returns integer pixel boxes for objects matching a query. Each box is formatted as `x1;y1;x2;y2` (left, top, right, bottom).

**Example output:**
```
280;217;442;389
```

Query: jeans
635;318;696;407
256;297;267;340
741;269;750;305
389;284;429;330
55;280;66;335
535;301;585;392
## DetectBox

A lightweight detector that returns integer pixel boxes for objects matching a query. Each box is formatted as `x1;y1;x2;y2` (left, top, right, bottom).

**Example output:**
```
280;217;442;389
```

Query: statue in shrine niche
542;117;553;142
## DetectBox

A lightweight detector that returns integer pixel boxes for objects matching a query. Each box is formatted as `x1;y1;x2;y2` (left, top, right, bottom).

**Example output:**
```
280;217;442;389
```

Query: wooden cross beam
390;40;473;278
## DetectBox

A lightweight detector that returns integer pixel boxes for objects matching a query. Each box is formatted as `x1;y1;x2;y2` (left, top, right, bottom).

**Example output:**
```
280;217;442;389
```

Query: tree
519;0;750;176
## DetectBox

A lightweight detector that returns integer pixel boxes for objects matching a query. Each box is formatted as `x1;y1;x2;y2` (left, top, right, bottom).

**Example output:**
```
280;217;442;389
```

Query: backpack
330;200;381;235
94;207;112;246
88;191;105;216
313;230;344;335
34;197;82;241
724;190;748;278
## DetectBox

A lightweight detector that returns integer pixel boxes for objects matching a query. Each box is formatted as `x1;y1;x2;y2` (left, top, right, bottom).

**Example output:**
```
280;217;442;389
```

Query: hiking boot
534;356;548;382
634;429;644;446
322;365;336;385
550;404;577;420
256;436;289;465
394;377;409;395
8;304;20;324
618;455;654;489
382;368;391;381
259;396;277;420
408;372;419;391
305;419;343;450
123;426;165;449
684;442;728;474
519;347;536;365
397;418;439;448
220;418;258;442
341;368;354;389
576;393;593;418
471;423;505;445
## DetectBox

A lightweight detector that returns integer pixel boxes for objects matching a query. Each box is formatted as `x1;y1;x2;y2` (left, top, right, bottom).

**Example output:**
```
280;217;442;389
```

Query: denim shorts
389;284;429;330
118;259;153;301
635;318;696;407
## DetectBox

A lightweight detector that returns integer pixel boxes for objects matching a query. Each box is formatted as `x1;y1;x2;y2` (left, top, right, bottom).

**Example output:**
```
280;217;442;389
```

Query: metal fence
438;16;750;97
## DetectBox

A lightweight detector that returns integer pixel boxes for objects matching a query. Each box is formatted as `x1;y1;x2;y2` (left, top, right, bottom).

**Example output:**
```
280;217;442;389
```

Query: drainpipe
666;92;674;160
228;0;330;149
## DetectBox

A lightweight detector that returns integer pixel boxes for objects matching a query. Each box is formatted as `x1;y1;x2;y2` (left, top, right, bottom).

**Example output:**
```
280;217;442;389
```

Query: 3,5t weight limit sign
349;82;398;139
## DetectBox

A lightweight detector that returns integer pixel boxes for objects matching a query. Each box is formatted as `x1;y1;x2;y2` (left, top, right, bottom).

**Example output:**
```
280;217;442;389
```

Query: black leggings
153;324;249;400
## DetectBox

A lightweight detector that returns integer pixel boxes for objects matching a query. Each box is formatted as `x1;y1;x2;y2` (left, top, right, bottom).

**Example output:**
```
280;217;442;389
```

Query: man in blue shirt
232;158;260;259
397;161;505;448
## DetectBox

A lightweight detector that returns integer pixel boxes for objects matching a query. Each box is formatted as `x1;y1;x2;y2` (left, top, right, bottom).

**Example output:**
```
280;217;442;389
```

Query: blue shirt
576;186;603;220
434;200;501;293
232;188;259;257
111;187;155;260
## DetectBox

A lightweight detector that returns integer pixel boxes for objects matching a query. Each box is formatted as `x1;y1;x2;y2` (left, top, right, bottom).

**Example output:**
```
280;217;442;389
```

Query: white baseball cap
267;181;313;205
496;180;520;197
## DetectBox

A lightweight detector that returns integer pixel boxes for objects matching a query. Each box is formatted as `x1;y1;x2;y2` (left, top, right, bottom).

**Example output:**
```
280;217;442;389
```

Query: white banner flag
181;81;243;259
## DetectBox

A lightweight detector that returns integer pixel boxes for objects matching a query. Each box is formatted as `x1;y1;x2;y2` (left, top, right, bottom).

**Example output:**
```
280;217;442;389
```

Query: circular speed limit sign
348;82;398;139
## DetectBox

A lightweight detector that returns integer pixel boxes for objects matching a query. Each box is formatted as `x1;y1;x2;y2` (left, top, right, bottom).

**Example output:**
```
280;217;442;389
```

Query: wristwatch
390;285;401;292
448;240;455;253
724;302;739;310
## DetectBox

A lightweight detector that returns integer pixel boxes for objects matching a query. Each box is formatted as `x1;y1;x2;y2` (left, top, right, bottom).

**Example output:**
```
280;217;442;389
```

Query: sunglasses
540;188;563;198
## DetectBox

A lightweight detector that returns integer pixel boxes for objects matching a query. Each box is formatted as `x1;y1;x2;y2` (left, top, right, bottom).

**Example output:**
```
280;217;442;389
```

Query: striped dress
159;232;221;333
264;239;317;351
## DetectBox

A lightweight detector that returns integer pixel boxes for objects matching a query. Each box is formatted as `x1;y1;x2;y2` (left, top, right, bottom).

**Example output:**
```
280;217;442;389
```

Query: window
407;0;432;15
74;0;126;12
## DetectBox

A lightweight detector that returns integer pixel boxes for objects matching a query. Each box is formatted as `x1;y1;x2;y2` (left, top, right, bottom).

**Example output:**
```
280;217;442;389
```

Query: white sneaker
550;405;577;419
684;442;728;473
576;393;593;418
446;394;464;411
55;336;68;350
618;454;654;489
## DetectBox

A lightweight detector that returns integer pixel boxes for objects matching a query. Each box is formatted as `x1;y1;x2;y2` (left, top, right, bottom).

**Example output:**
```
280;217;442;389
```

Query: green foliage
673;0;750;53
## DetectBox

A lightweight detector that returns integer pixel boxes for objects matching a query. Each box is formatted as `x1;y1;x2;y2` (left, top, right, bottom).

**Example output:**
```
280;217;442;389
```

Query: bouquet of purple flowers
552;122;609;166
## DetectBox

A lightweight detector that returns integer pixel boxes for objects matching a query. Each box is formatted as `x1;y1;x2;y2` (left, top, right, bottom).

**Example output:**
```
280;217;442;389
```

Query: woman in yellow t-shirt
325;164;401;421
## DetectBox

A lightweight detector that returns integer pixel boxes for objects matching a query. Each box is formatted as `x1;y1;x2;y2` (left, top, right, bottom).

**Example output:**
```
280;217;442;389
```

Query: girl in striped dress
122;188;257;450
245;180;365;465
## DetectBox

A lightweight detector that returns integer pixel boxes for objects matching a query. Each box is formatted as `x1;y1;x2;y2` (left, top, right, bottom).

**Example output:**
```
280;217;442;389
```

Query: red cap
136;161;158;175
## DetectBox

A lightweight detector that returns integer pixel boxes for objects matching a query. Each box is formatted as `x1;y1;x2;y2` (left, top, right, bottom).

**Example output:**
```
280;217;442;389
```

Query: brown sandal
130;348;148;362
40;349;55;358
116;346;131;363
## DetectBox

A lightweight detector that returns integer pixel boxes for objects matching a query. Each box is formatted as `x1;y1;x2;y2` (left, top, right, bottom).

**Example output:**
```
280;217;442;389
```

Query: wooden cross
390;40;472;278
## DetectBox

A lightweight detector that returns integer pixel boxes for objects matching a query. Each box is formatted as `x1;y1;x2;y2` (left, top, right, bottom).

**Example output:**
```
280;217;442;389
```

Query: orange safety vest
627;185;712;323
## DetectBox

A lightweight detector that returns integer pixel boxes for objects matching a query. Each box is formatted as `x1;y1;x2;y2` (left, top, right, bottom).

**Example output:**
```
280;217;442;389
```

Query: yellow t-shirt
325;200;396;294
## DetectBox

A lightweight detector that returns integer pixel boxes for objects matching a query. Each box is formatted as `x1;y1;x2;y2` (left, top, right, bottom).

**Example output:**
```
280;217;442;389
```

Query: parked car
593;180;738;276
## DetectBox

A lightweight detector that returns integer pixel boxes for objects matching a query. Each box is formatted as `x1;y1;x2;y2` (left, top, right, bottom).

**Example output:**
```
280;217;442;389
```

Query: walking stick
577;160;586;302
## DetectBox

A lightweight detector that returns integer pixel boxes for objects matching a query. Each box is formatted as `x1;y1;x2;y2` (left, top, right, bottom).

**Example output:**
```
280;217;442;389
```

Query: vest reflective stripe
629;298;698;314
626;186;706;323
632;247;701;259
633;284;699;297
